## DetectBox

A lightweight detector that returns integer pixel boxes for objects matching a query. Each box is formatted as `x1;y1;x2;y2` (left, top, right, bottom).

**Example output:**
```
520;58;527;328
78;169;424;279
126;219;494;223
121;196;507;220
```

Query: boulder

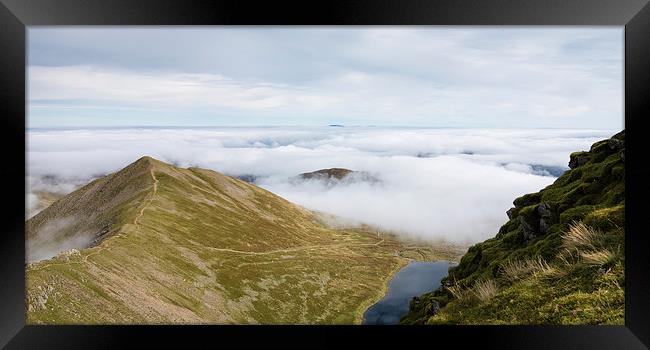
519;216;537;241
537;202;553;218
569;152;590;169
425;300;441;315
608;138;624;151
506;207;516;220
539;218;551;235
535;203;557;235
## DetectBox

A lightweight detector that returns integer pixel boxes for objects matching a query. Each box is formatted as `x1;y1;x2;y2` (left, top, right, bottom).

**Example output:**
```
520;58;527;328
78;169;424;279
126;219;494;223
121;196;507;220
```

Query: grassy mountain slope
28;191;66;219
401;131;625;325
26;157;463;324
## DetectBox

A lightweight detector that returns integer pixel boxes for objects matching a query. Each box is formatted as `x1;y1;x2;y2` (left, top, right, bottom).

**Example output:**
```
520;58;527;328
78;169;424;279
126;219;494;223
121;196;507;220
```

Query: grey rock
536;203;556;235
539;218;551;234
569;153;590;169
426;300;441;315
608;138;624;150
519;216;537;241
537;202;553;218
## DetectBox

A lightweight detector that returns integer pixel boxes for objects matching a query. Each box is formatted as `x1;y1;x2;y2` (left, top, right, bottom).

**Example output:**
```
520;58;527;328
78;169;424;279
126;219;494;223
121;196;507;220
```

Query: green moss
402;131;625;325
513;192;541;208
559;205;595;224
423;249;624;325
583;205;624;232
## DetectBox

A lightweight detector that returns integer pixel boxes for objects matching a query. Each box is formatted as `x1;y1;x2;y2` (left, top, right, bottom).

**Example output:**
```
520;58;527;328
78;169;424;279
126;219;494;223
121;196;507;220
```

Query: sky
28;27;624;129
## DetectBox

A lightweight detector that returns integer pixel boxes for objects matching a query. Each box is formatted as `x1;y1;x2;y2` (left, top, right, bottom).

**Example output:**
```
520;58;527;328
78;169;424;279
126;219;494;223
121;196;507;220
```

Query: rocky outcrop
569;151;590;169
513;202;558;241
400;295;441;324
401;130;626;325
608;138;624;151
537;202;557;235
507;191;558;241
519;215;538;241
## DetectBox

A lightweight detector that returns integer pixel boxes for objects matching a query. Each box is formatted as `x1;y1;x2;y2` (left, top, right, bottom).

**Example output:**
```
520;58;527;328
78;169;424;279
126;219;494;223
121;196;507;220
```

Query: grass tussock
444;278;499;304
446;279;469;301
562;222;602;253
425;221;622;325
562;222;620;268
580;248;618;267
471;279;498;302
500;256;552;281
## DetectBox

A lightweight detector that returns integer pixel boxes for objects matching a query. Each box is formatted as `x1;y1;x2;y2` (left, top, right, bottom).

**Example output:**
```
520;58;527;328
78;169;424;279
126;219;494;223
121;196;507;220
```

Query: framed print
0;0;649;348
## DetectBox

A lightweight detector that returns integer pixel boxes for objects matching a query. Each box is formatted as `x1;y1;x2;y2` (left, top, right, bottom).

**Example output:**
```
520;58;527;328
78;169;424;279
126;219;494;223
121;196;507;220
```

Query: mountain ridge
26;156;463;324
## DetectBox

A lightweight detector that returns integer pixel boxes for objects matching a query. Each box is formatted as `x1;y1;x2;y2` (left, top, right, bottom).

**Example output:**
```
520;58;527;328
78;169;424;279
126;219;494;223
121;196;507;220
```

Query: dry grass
558;252;578;267
446;277;469;301
471;279;498;302
500;256;552;281
581;248;617;267
562;222;602;252
562;222;619;268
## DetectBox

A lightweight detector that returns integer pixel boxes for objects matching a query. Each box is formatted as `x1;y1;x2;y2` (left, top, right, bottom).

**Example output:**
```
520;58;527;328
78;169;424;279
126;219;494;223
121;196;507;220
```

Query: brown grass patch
471;279;498;302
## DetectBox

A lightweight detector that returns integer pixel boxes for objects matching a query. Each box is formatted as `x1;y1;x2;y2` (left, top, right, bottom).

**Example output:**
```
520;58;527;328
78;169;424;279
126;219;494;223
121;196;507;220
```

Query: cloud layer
27;127;617;243
28;27;623;128
27;216;93;262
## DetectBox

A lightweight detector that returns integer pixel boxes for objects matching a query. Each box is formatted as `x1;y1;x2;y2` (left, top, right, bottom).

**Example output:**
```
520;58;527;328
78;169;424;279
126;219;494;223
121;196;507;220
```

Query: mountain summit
300;168;355;180
26;157;461;324
297;168;380;185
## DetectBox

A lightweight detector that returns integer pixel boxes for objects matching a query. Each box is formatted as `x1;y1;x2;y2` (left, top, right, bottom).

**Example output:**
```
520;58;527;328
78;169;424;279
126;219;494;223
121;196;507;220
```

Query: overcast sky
28;27;623;128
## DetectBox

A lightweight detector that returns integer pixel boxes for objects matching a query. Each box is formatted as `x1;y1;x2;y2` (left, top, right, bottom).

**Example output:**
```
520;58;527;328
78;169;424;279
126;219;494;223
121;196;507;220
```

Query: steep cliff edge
401;130;625;325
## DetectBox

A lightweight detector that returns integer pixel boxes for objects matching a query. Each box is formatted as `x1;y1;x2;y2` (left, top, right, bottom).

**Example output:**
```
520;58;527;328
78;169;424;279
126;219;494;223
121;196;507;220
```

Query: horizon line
26;125;622;130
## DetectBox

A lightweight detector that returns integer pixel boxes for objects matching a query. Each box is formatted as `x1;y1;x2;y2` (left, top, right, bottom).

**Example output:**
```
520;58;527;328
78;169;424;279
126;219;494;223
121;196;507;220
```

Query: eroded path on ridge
29;168;424;272
133;169;159;226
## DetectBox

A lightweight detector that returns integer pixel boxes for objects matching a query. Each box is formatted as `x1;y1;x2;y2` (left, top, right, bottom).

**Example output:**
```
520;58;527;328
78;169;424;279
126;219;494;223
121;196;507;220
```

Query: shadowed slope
26;156;159;261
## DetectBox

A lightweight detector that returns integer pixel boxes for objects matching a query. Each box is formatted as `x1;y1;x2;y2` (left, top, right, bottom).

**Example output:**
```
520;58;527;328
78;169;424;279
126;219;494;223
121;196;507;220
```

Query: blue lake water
363;260;451;325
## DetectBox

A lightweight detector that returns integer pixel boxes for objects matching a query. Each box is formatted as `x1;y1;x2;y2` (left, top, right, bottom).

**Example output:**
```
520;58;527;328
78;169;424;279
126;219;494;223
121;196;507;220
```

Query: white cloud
27;216;94;262
28;27;623;128
29;65;338;112
259;155;553;242
27;127;617;244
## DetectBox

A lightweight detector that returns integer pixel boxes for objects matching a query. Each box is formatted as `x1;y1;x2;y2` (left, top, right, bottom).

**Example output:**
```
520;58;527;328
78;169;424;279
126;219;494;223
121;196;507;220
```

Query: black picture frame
1;0;648;348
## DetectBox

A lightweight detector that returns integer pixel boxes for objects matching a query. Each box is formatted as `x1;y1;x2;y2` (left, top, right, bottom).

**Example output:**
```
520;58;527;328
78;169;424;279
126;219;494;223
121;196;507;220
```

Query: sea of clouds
27;127;617;243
